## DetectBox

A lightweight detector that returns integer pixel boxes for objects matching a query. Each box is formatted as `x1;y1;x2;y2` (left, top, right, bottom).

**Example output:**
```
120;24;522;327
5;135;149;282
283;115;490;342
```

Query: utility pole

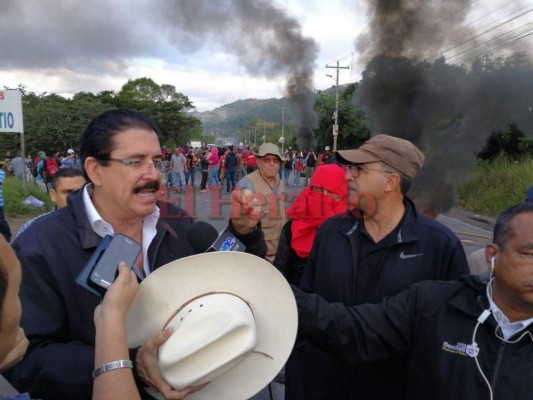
280;106;285;154
326;61;349;152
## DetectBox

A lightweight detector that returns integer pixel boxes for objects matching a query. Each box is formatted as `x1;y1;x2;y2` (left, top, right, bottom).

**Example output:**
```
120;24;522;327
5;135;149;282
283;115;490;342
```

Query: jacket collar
448;273;490;319
65;185;101;250
339;196;420;245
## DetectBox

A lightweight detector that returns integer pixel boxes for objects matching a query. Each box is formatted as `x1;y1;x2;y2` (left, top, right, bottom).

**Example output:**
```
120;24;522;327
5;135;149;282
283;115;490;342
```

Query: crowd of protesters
155;142;335;194
2;148;82;191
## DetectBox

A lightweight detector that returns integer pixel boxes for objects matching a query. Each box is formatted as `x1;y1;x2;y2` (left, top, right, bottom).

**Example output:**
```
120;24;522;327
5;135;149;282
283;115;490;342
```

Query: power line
430;0;522;59
447;23;533;65
333;1;532;77
329;0;481;65
433;5;532;60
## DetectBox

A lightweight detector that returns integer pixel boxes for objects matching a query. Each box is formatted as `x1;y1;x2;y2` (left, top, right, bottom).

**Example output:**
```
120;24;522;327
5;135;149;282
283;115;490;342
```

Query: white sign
0;89;24;133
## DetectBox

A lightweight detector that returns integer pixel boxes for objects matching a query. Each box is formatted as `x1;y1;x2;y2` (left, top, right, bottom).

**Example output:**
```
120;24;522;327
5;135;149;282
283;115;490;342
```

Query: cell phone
88;234;141;292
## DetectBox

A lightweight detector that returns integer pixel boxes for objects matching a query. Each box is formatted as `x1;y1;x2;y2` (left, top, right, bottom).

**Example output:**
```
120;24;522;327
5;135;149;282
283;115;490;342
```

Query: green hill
193;86;340;139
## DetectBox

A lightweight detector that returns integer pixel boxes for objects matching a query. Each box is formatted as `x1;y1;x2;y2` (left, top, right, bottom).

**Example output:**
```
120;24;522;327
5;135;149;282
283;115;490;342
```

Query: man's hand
230;189;264;234
0;328;28;372
136;328;208;399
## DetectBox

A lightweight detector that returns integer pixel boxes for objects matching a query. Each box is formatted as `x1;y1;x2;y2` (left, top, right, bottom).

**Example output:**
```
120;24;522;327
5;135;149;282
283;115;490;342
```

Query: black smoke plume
158;0;319;149
354;1;532;215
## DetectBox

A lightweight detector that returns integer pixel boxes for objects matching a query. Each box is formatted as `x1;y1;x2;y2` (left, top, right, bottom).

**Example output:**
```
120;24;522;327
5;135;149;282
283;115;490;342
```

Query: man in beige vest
232;143;287;262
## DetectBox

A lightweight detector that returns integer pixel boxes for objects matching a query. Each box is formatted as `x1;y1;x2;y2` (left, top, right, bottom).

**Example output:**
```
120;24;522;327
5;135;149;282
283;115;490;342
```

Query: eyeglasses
260;157;281;165
99;157;165;174
345;164;394;178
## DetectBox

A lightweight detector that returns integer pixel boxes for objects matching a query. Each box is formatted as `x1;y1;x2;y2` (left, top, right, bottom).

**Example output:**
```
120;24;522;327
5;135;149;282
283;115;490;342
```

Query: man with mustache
5;109;266;400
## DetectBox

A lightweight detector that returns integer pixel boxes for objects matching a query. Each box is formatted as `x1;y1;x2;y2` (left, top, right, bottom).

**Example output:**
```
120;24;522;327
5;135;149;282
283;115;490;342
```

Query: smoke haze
355;0;532;214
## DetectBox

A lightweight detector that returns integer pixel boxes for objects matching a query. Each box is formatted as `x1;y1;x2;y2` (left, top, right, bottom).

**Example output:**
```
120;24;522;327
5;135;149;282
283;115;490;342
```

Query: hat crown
125;252;298;400
255;143;282;159
337;134;424;178
159;293;257;390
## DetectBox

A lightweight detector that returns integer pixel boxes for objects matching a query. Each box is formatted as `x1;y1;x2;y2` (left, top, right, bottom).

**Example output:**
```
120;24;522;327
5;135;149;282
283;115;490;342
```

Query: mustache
133;181;160;194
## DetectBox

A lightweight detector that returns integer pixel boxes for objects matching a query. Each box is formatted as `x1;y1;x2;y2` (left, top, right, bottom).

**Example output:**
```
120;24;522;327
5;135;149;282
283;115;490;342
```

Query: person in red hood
273;163;347;286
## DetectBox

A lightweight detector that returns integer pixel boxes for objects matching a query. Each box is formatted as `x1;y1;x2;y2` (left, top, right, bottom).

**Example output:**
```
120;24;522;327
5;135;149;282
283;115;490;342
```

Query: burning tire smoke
158;0;319;150
354;0;532;215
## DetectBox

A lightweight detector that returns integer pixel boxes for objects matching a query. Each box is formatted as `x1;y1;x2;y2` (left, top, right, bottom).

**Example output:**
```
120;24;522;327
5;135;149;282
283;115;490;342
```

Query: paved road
437;211;493;257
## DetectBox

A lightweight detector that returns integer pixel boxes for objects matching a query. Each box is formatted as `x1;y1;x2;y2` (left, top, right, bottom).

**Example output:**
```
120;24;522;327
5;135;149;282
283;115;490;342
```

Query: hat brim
253;152;282;161
336;149;380;165
125;252;297;400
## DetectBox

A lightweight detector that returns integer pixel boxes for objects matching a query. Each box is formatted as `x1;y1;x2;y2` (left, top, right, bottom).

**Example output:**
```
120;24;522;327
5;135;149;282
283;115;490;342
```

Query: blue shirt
0;170;5;208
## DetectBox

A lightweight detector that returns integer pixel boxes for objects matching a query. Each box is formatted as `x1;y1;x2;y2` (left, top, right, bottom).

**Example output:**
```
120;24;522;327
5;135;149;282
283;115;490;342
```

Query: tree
22;92;110;155
112;78;200;145
314;83;371;151
478;124;533;161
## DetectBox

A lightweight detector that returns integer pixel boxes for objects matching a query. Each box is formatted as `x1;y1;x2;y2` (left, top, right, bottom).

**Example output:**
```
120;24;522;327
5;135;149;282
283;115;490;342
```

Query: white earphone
490;256;495;270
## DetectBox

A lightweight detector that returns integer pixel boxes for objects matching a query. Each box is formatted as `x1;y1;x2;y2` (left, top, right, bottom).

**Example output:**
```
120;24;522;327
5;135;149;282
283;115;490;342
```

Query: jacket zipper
490;341;505;393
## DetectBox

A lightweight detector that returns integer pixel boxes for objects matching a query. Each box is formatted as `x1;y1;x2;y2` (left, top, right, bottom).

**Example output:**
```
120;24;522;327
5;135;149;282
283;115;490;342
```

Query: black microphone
209;227;246;252
187;221;218;253
186;221;246;253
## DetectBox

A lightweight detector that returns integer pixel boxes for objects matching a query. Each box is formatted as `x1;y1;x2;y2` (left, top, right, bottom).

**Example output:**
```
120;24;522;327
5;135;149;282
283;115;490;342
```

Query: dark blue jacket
287;198;469;400
296;273;531;400
224;151;237;171
6;188;265;400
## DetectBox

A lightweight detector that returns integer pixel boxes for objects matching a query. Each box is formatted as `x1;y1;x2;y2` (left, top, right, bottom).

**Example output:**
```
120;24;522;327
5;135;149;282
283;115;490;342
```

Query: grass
2;176;53;218
456;156;533;218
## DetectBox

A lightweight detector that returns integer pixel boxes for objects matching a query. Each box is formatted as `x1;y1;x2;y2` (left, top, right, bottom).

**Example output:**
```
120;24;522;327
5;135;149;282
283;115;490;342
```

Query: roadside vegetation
3;177;52;218
457;156;533;218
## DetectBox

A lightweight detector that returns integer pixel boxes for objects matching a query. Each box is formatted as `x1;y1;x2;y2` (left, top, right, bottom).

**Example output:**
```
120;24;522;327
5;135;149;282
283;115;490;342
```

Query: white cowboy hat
125;252;297;400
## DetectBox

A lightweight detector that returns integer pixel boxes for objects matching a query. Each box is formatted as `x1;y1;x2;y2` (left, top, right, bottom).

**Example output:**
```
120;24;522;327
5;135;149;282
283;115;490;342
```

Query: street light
326;61;349;152
325;73;339;152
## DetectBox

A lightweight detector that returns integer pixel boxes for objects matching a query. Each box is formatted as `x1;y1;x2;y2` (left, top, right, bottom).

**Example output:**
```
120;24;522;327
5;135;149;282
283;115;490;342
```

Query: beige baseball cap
254;143;282;161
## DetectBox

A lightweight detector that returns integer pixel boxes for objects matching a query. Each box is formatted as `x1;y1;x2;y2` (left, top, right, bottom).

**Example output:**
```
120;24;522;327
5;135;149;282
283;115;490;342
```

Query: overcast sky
1;0;530;111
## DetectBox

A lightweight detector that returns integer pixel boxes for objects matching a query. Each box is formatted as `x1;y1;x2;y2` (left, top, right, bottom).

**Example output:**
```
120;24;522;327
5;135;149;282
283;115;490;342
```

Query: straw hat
125;252;297;400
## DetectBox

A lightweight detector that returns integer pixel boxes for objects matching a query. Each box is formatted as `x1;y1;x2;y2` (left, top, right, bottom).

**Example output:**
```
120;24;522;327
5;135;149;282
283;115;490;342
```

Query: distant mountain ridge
193;86;340;136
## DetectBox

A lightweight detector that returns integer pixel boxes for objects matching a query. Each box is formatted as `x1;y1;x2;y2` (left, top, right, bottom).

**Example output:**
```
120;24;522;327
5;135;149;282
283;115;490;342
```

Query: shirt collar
486;283;533;340
83;184;114;238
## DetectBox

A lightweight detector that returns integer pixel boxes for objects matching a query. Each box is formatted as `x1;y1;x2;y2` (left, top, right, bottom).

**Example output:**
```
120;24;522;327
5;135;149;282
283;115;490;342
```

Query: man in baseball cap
286;134;468;400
